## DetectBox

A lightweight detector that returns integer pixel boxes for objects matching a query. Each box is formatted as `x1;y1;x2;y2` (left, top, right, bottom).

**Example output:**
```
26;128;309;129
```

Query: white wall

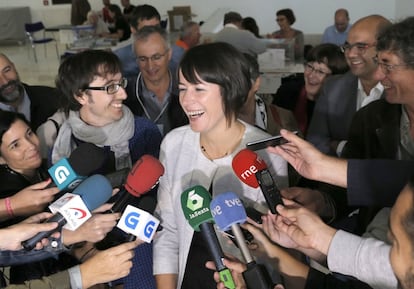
0;0;399;34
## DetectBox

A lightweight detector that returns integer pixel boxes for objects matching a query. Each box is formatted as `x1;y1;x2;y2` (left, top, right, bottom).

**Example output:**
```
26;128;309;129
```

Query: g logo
186;190;204;211
54;166;70;184
144;221;156;238
125;212;140;229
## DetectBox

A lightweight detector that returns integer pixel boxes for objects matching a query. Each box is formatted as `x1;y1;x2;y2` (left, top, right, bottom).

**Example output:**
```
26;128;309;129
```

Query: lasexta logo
186;190;204;211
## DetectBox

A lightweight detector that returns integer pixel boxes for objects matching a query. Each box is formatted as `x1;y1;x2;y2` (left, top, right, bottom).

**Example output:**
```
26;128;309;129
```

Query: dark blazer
343;99;401;159
23;83;63;131
306;72;386;156
341;99;401;233
347;159;414;207
124;75;188;135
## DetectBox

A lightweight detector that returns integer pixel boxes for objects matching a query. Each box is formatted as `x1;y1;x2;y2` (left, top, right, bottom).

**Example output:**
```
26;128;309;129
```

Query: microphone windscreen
210;192;247;231
232;149;267;188
124;155;164;197
72;174;112;211
180;185;213;231
68;143;107;176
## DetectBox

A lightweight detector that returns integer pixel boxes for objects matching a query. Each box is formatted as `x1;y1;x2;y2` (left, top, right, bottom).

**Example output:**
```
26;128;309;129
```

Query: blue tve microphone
22;174;113;250
48;143;106;192
210;192;273;289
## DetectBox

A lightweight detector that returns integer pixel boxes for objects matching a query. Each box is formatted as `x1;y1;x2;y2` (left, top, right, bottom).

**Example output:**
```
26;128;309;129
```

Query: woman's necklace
200;123;245;160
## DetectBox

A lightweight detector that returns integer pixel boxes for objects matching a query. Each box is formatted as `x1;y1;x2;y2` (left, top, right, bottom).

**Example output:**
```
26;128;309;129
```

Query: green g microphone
181;185;236;289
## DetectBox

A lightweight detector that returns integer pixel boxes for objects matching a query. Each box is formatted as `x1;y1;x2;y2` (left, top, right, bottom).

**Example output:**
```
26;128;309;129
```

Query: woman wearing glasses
274;43;349;135
268;8;304;62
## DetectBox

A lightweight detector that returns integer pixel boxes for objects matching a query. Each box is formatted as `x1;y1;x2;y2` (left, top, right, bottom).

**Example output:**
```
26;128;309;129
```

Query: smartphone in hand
246;131;298;151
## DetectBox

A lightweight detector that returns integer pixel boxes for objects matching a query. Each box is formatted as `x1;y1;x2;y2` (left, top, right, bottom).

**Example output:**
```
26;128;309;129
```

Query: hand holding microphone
47;143;106;192
181;186;236;289
232;149;283;214
95;155;164;249
210;192;273;289
22;174;113;250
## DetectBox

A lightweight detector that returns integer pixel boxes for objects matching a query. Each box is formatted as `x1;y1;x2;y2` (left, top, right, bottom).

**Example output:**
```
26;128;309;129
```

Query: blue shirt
321;24;351;46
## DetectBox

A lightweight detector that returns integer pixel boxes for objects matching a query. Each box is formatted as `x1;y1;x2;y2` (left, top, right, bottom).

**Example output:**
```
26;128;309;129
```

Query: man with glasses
125;25;187;136
51;50;162;289
307;15;390;156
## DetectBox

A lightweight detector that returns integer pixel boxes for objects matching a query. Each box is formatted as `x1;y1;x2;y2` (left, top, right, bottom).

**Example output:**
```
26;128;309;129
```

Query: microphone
47;143;106;191
181;186;236;289
232;149;283;214
110;154;164;213
22;174;112;250
95;155;164;250
116;198;160;243
210;192;273;289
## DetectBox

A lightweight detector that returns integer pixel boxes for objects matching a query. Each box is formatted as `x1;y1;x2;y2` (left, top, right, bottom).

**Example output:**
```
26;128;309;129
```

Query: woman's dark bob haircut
0;111;29;146
179;42;252;126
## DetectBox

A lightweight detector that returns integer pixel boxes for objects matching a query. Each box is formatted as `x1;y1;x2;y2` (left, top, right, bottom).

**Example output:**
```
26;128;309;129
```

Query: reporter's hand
10;180;59;216
62;210;120;245
0;212;58;251
275;204;337;255
80;240;138;288
267;129;325;181
205;256;247;289
251;214;299;250
280;187;328;216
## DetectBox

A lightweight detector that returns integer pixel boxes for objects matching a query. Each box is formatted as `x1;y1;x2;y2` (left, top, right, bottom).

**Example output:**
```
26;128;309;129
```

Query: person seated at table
241;16;261;38
268;8;304;62
102;4;130;42
84;10;109;37
273;43;349;135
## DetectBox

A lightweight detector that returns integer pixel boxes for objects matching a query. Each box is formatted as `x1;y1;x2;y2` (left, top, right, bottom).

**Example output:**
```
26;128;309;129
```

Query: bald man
307;15;391;156
0;54;62;130
322;8;352;45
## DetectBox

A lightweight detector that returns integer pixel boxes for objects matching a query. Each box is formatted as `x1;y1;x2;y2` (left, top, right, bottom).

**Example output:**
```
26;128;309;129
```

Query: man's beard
0;80;24;104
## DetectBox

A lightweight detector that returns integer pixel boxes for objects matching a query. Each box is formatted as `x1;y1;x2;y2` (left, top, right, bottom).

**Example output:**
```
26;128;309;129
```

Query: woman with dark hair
242;17;261;38
274;43;349;135
0;111;53;223
103;4;130;42
0;110;119;285
153;42;288;289
269;8;304;61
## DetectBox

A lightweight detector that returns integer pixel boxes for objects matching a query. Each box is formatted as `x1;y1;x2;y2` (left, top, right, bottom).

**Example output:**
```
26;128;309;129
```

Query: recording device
22;174;113;250
47;143;106;194
245;131;298;151
232;149;283;214
181;186;236;289
210;192;273;289
95;155;164;250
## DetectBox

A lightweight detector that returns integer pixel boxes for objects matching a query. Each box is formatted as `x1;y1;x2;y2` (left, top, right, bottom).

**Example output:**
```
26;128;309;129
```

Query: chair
24;21;59;63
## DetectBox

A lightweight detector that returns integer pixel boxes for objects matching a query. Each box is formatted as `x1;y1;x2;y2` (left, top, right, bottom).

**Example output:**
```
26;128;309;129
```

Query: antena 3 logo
187;190;208;219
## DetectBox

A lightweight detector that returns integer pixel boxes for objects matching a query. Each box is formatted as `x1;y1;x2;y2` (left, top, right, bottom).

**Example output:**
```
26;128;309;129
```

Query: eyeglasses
340;42;376;54
136;49;169;64
304;63;331;78
372;56;413;74
86;78;128;94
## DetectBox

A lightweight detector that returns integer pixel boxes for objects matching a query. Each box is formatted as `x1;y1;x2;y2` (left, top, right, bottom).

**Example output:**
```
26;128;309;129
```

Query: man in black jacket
0;53;62;131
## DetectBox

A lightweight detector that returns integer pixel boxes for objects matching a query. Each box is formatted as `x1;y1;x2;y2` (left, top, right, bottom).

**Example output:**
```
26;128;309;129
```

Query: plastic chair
24;22;59;63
